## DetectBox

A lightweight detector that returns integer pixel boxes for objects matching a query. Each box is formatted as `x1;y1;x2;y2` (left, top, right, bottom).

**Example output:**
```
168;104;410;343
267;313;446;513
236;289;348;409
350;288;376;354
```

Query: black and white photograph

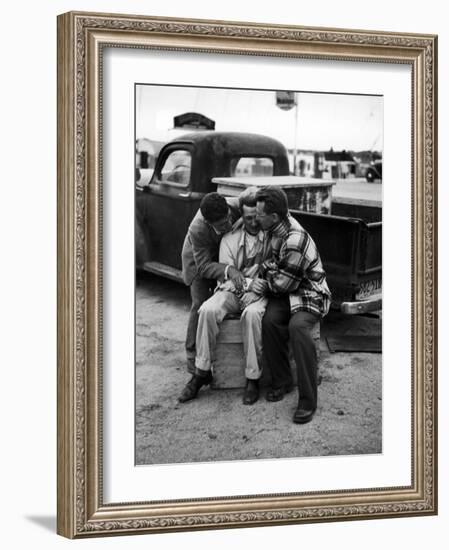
135;84;383;466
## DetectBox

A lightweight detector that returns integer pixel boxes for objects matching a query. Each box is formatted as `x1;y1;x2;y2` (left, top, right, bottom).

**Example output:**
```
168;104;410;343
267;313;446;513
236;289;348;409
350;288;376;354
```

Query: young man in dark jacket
181;192;245;388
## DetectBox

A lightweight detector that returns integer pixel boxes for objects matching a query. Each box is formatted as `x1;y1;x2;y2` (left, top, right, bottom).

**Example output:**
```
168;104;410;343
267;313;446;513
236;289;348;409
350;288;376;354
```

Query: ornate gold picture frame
57;11;437;538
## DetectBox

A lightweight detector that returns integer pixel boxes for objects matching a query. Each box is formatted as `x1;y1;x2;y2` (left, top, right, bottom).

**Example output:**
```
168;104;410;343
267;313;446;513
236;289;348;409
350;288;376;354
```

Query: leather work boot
178;371;213;403
242;379;259;405
293;405;316;424
265;383;293;402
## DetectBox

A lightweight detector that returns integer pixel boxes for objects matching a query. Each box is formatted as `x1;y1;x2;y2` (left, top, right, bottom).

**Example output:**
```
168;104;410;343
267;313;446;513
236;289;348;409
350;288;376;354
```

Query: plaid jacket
261;215;331;317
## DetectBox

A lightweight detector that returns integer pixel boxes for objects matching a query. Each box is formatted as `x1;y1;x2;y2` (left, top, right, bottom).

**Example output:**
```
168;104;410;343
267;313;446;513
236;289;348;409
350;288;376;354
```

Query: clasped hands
228;267;267;294
227;267;268;309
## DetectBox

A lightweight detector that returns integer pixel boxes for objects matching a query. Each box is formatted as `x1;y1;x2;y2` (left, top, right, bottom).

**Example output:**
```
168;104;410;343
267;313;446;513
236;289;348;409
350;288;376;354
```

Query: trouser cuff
195;353;212;371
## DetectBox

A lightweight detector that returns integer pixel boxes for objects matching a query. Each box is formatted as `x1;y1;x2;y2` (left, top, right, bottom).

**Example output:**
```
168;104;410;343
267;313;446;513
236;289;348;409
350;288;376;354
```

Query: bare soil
135;273;382;465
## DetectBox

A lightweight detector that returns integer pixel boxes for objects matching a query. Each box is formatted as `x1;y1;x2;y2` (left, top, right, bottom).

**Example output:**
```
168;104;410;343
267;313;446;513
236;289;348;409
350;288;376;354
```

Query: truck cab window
231;157;274;177
159;150;192;187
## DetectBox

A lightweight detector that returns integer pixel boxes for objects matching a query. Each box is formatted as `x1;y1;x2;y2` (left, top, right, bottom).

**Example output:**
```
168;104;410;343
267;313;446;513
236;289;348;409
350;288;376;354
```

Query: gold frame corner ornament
57;11;438;539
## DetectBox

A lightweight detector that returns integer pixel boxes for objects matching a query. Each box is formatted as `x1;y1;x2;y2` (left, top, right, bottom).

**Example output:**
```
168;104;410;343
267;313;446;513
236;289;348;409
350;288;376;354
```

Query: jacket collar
269;217;291;239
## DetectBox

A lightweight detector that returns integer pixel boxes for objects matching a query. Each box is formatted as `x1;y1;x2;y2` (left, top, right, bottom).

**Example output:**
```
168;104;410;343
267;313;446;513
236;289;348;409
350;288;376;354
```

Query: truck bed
291;209;382;309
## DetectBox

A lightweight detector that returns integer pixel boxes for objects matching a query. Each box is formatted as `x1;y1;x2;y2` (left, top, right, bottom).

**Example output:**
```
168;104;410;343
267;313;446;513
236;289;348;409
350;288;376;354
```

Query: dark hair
255;186;288;219
200;192;229;223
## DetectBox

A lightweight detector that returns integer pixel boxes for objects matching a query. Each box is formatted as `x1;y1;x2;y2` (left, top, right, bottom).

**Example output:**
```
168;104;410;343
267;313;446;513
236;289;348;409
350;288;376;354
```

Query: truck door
144;145;202;273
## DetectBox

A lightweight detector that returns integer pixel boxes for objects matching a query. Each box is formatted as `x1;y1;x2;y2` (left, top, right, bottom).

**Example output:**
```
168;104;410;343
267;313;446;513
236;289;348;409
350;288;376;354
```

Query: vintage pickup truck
135;131;382;314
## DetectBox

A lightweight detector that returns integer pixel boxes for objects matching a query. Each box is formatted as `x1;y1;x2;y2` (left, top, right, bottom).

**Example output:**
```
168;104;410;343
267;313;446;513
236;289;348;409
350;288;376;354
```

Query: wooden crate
211;318;321;389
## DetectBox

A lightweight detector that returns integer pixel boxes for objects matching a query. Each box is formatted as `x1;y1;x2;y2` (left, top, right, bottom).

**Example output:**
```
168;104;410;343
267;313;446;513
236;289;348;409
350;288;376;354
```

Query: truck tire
366;170;375;183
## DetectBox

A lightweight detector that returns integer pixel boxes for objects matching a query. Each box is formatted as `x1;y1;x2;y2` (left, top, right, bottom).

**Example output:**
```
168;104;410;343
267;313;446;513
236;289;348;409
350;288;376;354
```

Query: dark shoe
293;406;316;424
266;384;293;402
178;371;213;403
243;379;259;405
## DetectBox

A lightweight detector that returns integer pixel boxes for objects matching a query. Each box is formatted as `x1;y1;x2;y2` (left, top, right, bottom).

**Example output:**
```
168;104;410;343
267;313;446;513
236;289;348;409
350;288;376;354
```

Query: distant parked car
365;160;382;182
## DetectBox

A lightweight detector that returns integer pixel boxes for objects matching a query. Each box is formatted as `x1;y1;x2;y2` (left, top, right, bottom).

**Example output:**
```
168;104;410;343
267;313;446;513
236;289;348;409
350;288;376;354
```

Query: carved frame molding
57;11;437;538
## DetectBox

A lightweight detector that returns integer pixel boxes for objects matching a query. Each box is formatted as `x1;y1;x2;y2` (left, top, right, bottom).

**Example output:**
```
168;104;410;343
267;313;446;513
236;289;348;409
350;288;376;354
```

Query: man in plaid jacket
255;186;331;424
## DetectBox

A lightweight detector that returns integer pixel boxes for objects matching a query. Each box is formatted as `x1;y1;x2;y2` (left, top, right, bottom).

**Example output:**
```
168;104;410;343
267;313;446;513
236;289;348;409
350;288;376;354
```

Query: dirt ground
135;273;382;465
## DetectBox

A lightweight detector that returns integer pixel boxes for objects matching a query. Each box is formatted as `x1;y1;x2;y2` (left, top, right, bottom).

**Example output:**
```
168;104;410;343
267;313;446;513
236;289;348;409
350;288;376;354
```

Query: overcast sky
136;84;383;152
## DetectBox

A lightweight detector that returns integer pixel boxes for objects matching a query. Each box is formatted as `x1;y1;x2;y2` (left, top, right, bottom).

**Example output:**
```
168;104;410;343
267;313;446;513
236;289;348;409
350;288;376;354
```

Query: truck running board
143;261;184;283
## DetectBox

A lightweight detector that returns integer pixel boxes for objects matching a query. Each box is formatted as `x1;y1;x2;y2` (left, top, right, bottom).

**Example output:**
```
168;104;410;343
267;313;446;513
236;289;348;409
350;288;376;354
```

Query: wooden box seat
211;314;321;389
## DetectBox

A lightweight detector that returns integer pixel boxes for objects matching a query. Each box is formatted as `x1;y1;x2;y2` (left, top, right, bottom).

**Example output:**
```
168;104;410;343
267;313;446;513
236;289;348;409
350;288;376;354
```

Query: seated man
178;190;268;405
255;186;331;424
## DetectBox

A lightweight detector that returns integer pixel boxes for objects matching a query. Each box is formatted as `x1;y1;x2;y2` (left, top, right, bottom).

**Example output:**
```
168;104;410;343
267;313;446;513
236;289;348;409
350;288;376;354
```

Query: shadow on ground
25;516;56;533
